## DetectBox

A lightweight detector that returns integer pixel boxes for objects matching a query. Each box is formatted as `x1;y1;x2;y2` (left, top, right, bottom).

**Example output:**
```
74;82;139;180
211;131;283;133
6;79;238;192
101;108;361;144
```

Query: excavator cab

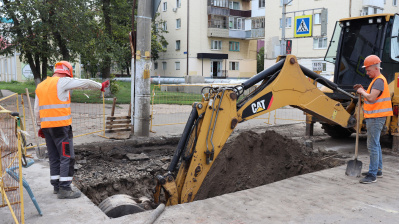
325;14;399;96
320;14;399;138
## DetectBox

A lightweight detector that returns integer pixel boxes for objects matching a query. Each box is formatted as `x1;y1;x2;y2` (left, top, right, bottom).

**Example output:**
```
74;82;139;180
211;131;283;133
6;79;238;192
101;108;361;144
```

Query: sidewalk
1;122;399;224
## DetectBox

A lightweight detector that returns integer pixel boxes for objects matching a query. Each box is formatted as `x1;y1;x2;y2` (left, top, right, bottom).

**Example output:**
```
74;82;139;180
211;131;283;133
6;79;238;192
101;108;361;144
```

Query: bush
109;74;120;95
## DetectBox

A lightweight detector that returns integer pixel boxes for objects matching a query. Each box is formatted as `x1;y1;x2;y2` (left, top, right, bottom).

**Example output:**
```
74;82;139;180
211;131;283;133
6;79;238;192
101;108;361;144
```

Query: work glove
38;129;45;138
101;80;110;92
353;84;363;91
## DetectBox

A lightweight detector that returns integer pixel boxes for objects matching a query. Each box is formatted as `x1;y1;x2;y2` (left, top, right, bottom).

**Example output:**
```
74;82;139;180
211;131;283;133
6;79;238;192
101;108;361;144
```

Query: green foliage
0;0;97;81
151;13;168;61
109;74;120;95
0;81;36;95
257;47;265;73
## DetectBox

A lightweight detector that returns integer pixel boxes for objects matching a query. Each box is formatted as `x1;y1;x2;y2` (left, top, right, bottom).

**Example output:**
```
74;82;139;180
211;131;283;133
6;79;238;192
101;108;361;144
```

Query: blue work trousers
365;117;386;177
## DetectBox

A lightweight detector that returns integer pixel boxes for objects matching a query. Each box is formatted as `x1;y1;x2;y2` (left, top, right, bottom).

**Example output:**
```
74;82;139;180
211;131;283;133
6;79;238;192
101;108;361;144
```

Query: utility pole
280;0;287;56
281;0;293;56
186;0;189;76
134;0;152;136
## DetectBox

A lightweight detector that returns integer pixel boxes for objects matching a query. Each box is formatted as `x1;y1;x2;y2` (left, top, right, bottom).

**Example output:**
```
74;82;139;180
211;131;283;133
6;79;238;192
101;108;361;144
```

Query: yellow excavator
153;13;399;205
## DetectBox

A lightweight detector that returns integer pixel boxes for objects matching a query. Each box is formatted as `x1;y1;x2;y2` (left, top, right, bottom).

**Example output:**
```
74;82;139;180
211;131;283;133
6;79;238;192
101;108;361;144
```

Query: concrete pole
281;0;287;56
134;0;152;136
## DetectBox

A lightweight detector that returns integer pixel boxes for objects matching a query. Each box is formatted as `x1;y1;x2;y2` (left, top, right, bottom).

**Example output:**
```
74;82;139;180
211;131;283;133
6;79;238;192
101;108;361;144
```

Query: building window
252;17;265;29
176;0;181;8
209;15;227;28
259;0;265;8
162;62;167;70
162;42;167;49
175;62;180;70
176;19;181;29
211;40;222;50
314;13;321;25
163;21;167;31
229;1;240;10
163;2;167;11
229;17;242;30
209;0;228;7
313;37;328;49
229;41;240;51
176;40;180;50
154;62;158;70
394;0;397;6
229;62;239;70
279;17;291;28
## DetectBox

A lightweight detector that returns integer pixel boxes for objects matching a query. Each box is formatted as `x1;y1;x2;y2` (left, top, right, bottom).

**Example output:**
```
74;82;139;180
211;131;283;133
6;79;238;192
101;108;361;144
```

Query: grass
0;81;203;105
0;80;36;96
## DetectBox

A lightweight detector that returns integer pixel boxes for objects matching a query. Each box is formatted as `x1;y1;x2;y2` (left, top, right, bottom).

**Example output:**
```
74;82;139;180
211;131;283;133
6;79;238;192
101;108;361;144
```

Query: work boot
57;188;81;199
359;173;377;184
361;171;383;178
53;187;59;194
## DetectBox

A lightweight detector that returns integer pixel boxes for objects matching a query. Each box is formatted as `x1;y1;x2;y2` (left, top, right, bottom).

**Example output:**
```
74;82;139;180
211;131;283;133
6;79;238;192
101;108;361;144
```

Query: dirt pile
195;130;343;200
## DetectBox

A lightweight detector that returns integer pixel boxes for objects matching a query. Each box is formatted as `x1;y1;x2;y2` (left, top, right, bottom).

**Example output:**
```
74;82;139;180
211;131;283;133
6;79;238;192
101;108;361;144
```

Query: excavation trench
74;130;345;218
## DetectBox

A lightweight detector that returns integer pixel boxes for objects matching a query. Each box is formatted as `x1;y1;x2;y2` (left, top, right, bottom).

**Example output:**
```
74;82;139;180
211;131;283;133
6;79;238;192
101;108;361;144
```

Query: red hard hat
362;55;381;68
54;61;73;78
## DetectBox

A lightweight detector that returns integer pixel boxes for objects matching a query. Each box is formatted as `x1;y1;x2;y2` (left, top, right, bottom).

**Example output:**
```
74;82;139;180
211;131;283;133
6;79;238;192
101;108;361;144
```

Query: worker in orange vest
34;61;109;199
353;55;393;184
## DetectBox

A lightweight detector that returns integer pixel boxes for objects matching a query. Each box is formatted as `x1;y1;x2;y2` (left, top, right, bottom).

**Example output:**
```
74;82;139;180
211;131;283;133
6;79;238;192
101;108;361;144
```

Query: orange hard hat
54;61;73;78
362;55;381;68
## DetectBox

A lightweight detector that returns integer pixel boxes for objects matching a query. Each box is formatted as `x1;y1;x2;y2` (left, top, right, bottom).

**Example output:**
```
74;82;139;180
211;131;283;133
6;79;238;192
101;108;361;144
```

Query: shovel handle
355;94;361;159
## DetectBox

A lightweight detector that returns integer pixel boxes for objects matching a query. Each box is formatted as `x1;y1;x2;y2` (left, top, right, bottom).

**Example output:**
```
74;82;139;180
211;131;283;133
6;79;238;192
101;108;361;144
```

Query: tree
151;13;168;62
0;0;97;85
257;47;265;73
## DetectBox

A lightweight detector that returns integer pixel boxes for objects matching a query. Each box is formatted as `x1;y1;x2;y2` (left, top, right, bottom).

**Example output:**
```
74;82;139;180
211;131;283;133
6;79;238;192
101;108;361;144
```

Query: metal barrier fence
150;84;306;128
0;106;24;224
0;90;106;151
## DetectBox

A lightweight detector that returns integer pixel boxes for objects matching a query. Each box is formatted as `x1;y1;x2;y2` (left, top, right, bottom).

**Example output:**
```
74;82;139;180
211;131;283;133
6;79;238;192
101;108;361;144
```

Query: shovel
345;94;363;177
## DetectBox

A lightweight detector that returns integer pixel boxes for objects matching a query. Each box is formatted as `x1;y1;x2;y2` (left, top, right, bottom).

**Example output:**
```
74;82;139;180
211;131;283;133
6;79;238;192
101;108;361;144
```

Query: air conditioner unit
173;8;177;12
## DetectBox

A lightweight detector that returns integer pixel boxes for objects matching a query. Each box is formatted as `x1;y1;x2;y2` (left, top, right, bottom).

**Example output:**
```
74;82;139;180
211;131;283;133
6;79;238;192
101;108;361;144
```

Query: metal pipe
300;65;356;99
168;104;199;172
242;59;284;89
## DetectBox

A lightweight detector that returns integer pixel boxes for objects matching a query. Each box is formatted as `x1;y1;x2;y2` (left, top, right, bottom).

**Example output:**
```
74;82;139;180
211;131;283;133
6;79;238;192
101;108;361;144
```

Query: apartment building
153;0;261;79
264;0;398;75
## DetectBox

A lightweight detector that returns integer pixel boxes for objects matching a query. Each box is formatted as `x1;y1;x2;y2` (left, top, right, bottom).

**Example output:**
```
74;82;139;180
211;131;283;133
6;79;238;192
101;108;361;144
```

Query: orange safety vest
363;74;393;118
36;77;72;128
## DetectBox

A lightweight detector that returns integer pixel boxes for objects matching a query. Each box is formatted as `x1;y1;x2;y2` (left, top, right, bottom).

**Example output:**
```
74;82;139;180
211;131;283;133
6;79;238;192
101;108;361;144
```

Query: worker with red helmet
34;61;109;199
353;55;393;184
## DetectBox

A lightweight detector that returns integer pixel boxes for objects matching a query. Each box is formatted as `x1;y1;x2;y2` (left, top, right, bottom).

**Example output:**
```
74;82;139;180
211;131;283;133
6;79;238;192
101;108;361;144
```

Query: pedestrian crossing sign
294;15;312;37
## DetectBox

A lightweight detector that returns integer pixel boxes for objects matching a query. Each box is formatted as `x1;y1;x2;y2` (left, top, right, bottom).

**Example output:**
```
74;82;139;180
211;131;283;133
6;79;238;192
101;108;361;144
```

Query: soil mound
195;130;343;200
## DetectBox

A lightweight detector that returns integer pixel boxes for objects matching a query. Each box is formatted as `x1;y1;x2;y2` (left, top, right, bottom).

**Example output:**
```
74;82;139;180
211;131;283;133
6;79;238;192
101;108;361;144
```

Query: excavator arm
154;55;358;206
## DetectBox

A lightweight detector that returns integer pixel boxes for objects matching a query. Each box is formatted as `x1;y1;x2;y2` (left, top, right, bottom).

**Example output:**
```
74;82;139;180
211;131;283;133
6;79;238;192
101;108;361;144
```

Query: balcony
362;0;384;9
230;9;251;18
250;28;265;39
208;6;230;16
229;30;251;39
208;28;229;38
